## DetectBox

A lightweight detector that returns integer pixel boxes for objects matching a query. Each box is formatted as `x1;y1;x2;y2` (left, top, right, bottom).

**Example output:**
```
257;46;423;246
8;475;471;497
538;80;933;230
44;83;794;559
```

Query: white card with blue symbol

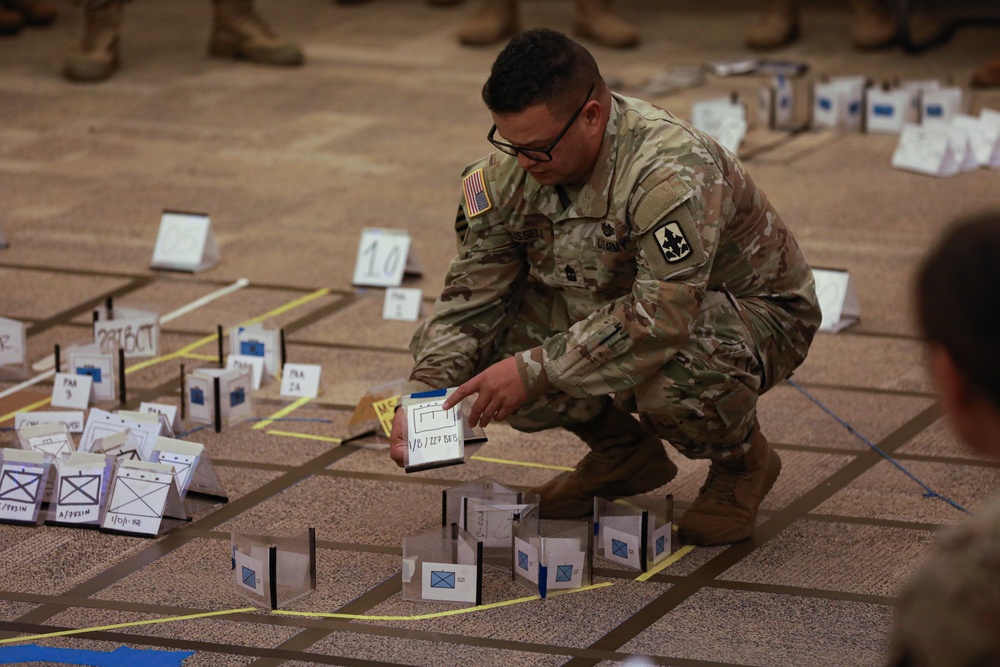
545;549;584;590
186;374;214;425
603;525;640;569
650;522;672;564
514;537;540;584
231;326;280;378
235;549;265;596
421;562;477;603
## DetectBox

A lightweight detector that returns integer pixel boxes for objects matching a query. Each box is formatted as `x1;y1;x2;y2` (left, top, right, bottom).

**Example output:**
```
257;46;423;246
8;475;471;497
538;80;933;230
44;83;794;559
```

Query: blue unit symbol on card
849;101;860;114
873;104;894;117
611;538;629;559
230;387;245;406
430;570;455;589
556;565;573;582
818;97;832;111
517;551;529;571
190;387;205;405
241;565;256;587
926;104;943;118
76;366;102;383
656;535;666;556
240;340;265;357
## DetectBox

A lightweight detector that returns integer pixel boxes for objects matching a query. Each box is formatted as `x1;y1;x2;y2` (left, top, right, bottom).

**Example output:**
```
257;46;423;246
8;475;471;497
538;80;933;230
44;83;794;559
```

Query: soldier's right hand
389;409;406;468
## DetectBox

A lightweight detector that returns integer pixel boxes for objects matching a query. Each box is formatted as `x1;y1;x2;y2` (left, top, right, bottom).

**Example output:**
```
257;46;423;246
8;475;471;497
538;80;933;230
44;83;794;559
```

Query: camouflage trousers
492;287;768;461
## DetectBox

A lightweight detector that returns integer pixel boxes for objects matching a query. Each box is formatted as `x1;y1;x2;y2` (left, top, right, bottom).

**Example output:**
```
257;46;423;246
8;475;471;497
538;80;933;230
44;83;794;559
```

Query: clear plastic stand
400;389;464;473
47;452;114;527
186;368;253;430
66;343;119;403
0;448;52;525
462;495;540;565
441;477;520;527
594;494;674;572
513;518;593;599
402;524;483;606
151;437;204;496
229;321;281;382
232;528;317;610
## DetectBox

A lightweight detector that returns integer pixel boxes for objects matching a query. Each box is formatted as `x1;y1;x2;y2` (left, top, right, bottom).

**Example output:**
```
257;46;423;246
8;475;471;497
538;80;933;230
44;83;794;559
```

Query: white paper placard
53;452;109;524
186;374;214;425
382;287;423;322
514;536;540;584
279;363;321;399
691;98;747;153
545;549;585;590
231;326;280;378
0;449;47;523
952;114;1000;168
15;411;85;433
921;87;963;123
101;460;184;535
51;372;93;410
0;316;26;368
235;550;266;595
219;369;252;424
813;77;865;131
94;310;159;359
352;228;411;288
465;501;531;548
602;524;641;569
891;123;959;177
151;437;204;496
79;409;161;459
420;562;478;603
23;427;76;459
865;87;916;134
405;396;462;470
227;354;265;390
151;210;219;273
924;120;979;172
139;402;181;433
68;349;116;402
650;522;673;564
812;268;861;333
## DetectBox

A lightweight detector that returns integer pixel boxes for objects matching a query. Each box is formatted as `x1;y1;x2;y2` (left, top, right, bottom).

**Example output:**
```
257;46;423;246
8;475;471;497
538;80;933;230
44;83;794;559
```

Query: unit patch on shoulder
462;168;492;217
653;221;691;263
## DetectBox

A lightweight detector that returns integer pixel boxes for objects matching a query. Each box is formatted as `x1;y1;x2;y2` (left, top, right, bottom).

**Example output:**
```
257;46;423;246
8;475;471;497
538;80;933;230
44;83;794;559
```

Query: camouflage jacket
406;93;818;398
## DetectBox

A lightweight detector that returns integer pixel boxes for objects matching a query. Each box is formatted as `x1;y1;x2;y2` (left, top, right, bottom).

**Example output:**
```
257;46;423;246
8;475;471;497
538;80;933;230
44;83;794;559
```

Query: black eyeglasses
487;84;596;163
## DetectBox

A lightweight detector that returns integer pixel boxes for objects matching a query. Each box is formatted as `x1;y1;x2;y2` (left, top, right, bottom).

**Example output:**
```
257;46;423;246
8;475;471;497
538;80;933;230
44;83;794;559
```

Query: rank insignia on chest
463;168;492;217
654;221;691;263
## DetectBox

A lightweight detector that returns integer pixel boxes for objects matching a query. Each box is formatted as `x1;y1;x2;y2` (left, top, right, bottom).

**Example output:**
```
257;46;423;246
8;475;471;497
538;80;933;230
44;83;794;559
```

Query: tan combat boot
678;422;781;546
209;0;304;66
574;0;638;49
972;53;1000;88
529;408;678;519
2;0;57;26
63;1;123;83
457;0;517;47
0;5;23;34
849;0;896;50
746;0;798;50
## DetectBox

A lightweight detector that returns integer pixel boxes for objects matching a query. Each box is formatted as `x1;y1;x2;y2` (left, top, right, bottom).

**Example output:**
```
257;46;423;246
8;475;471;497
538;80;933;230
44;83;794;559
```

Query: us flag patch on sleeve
462;168;492;217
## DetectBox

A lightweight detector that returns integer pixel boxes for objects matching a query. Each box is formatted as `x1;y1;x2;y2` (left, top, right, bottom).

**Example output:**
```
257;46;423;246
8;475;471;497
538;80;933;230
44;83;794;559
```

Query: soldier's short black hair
482;29;601;115
917;211;1000;407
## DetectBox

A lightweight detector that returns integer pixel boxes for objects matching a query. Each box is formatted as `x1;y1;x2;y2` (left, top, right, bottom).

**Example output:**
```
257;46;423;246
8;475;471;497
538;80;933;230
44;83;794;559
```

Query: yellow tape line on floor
266;430;342;444
253;396;312;430
0;607;258;646
634;544;695;582
271;582;615;621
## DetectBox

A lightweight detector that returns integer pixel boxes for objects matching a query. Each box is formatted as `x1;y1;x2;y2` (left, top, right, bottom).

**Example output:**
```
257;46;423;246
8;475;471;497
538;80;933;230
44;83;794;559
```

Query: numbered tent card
94;309;159;359
51;372;93;410
15;411;85;433
401;388;464;473
352;228;411;288
0;316;27;377
383;287;423;322
812;268;861;333
279;363;321;399
151;210;220;273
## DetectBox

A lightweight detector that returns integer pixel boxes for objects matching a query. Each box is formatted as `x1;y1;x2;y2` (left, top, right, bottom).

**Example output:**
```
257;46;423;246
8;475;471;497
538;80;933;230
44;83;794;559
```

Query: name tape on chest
653;221;692;263
463;169;492;217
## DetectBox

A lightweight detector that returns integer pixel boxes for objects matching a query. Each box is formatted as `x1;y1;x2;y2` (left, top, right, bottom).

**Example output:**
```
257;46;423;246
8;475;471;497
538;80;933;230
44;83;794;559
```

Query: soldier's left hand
443;357;527;428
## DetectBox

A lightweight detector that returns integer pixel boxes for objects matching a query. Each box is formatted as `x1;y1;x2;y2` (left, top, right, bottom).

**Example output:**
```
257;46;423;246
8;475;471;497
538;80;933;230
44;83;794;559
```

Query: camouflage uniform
405;93;819;460
886;496;1000;667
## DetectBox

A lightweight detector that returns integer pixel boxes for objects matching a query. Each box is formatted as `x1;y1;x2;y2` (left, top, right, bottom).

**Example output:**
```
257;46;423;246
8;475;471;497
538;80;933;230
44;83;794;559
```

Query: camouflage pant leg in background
495;288;764;460
79;0;130;9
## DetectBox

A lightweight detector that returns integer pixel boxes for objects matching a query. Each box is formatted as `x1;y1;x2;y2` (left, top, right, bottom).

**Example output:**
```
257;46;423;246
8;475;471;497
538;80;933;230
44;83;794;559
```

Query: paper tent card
151;210;219;273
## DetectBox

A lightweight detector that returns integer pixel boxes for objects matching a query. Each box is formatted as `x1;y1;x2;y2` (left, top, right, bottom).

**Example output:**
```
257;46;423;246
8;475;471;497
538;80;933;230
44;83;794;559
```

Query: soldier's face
491;100;603;186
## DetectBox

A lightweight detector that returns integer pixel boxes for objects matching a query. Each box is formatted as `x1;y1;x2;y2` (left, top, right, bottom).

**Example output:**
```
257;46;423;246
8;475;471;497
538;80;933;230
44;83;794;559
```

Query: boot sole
678;450;782;546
